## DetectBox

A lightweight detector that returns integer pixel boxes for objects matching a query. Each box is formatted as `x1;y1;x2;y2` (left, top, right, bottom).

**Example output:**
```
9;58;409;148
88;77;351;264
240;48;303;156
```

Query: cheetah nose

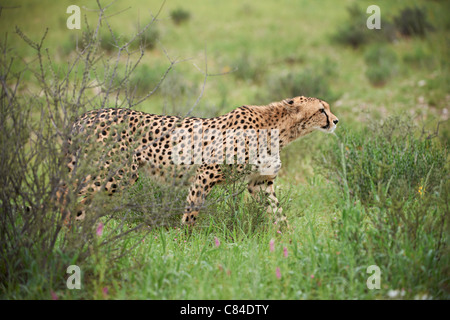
333;119;339;125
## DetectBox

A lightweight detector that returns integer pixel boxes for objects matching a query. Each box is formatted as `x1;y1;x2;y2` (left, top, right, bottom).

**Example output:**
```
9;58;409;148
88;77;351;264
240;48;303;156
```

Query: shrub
61;30;95;55
140;26;160;50
332;4;395;48
364;45;397;86
264;61;338;103
129;64;168;95
0;4;174;298
232;52;265;83
319;116;448;235
318;117;449;296
160;70;201;116
332;4;370;48
394;7;434;37
402;45;435;69
100;30;121;52
79;29;94;51
60;35;77;56
119;173;193;228
335;118;446;204
130;25;160;51
0;29;96;297
205;164;289;237
170;8;191;25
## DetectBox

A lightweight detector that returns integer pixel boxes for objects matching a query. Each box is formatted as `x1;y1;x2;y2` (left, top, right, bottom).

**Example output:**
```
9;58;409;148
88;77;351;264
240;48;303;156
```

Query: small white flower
388;289;406;299
414;293;431;300
387;290;399;298
418;80;426;87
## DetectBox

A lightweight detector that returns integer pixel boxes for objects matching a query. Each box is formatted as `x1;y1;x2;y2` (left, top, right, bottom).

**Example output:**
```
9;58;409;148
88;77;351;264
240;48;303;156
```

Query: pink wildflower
310;274;315;279
96;222;104;236
276;267;281;279
283;247;288;258
51;291;58;300
269;239;275;252
214;237;220;248
102;287;109;298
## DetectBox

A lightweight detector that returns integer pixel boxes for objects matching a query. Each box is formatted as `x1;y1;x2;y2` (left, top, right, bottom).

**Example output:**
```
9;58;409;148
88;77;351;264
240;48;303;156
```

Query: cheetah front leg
182;165;223;226
247;174;289;229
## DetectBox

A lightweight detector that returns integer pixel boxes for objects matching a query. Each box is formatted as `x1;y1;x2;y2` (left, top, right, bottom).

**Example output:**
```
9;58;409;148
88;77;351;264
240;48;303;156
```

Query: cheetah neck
247;103;303;148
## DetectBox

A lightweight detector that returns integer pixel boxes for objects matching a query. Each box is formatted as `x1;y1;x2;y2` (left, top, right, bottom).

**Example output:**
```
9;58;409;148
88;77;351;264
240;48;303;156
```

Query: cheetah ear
283;98;295;105
283;101;301;115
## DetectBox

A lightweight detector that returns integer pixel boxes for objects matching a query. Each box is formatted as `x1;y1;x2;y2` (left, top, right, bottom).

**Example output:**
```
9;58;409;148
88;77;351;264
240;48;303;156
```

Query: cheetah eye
320;108;326;113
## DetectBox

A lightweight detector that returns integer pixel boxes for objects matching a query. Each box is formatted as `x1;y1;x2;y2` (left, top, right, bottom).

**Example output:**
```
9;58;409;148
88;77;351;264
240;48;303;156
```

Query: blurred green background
1;0;448;120
1;0;449;180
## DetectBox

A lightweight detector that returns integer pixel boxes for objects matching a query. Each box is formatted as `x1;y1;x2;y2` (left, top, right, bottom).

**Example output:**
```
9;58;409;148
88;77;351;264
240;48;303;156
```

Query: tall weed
318;117;449;297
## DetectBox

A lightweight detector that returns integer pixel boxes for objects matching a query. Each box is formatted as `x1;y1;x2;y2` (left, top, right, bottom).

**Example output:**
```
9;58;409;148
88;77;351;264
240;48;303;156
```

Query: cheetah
63;96;338;226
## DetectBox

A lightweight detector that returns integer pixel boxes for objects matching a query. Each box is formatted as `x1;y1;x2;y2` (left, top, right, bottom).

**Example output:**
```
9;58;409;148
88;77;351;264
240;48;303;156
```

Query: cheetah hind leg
247;176;290;230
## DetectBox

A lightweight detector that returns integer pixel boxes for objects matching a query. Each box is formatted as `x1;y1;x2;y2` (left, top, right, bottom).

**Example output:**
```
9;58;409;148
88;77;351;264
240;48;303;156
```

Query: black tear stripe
322;110;330;129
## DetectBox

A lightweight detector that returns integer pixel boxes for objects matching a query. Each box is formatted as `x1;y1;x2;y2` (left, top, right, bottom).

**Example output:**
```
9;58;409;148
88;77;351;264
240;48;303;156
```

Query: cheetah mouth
318;124;337;133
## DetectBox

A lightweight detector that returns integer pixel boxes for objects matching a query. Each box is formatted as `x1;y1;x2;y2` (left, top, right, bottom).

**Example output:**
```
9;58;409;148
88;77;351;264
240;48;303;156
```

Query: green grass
49;151;448;300
52;175;367;300
0;0;449;300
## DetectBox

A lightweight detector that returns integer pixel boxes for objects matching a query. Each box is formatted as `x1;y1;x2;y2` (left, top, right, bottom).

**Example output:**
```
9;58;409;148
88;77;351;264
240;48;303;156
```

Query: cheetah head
284;96;339;135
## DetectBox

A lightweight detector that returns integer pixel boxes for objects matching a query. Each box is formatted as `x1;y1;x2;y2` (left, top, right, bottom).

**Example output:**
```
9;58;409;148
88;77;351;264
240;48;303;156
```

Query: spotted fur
64;96;338;226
